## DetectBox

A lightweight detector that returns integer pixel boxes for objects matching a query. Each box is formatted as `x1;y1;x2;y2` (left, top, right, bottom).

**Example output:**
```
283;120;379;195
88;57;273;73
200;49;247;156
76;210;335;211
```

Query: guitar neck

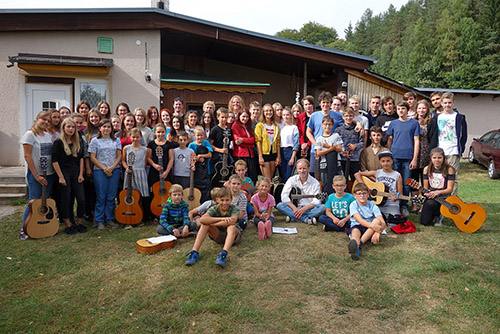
189;168;195;197
41;170;47;208
374;190;411;201
411;183;450;208
291;194;318;200
126;169;133;200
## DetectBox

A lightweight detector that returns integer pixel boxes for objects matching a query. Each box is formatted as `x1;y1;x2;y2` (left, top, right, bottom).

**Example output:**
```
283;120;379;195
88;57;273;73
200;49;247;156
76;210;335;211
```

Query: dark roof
0;8;376;65
416;87;500;95
365;70;429;98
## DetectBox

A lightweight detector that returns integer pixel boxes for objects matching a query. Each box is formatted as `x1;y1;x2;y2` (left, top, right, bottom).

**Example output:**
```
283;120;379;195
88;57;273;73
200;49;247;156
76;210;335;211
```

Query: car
468;129;500;179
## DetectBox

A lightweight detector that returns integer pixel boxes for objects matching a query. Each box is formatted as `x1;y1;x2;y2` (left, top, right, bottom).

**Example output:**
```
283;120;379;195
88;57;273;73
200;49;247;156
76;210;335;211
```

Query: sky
0;0;410;38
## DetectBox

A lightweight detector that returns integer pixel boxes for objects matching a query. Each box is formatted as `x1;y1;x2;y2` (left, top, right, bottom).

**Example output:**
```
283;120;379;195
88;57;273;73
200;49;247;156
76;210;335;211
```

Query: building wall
347;73;404;111
454;94;500;154
0;30;161;165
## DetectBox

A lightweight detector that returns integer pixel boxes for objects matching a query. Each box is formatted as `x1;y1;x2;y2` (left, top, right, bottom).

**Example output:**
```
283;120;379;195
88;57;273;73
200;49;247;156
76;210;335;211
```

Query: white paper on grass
272;227;298;234
146;235;177;243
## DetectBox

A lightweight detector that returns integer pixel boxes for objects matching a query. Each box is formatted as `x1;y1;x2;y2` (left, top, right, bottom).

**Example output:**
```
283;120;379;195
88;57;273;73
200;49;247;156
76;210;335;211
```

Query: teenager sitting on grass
185;187;242;268
348;183;386;261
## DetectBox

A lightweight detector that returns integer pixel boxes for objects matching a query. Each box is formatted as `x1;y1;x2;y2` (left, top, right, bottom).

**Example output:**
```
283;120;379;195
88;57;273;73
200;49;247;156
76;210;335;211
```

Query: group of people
20;89;467;266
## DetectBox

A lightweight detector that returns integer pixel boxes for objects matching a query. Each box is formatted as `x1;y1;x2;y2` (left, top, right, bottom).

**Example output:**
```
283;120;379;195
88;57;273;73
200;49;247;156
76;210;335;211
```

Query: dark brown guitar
150;147;172;217
115;152;143;225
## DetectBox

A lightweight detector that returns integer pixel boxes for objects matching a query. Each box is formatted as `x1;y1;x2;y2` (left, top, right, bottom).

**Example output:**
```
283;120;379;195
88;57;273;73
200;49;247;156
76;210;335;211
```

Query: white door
25;84;72;134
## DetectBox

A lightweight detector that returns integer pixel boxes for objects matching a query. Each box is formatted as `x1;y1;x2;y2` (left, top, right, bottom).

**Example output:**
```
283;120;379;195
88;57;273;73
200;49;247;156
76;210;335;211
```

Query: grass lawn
1;162;498;334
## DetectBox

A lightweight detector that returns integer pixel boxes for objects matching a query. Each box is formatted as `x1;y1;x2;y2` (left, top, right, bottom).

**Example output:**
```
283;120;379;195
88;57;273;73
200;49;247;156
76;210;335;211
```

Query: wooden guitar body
406;178;486;233
183;153;201;210
150;180;172;217
352;177;386;205
115;152;143;225
136;238;175;254
24;198;59;239
439;195;486;233
116;189;143;225
241;182;258;202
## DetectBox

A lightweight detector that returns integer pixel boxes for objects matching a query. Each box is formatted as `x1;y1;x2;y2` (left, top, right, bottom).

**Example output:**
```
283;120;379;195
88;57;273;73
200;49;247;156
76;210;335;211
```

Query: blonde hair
234;159;247;169
210;187;220;199
228;174;242;183
193;125;205;136
217;187;233;199
129;127;142;137
256;177;271;187
134;107;149;127
228;95;245;112
59;118;81;157
332;175;346;184
30;111;50;136
169;184;183;194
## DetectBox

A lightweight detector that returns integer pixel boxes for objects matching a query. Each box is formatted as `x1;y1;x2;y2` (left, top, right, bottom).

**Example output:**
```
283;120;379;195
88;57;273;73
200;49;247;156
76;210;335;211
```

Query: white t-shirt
20;130;54;175
264;123;275;147
355;115;369;130
437;112;459;155
314;133;343;167
280;124;299;148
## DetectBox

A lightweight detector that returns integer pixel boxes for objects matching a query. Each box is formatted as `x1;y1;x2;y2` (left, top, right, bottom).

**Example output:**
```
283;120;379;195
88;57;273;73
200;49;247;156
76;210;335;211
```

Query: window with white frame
75;79;108;108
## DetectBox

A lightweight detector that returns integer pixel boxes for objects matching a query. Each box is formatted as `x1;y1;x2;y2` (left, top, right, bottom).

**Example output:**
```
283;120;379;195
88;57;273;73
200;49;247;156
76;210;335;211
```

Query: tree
275;21;338;46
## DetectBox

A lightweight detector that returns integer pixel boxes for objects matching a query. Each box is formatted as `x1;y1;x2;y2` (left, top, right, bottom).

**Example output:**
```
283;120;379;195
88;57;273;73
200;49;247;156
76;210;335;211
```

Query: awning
8;53;113;74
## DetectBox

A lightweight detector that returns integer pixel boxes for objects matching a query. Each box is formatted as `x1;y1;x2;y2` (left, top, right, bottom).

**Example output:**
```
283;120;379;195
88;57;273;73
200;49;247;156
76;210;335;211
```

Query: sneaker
257;221;266;240
216;250;228;268
75;224;87;233
97;222;106;230
401;207;410;217
434;215;443;227
19;232;29;240
107;221;119;228
64;226;78;235
285;216;291;223
265;220;272;238
305;218;313;225
381;229;387;235
311;217;317;225
185;250;200;266
348;239;360;261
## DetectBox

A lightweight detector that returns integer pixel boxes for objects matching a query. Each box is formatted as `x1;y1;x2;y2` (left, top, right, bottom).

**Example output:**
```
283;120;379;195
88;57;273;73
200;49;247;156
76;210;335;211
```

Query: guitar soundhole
450;205;460;214
125;197;134;205
221;168;229;177
160;189;166;195
39;206;48;215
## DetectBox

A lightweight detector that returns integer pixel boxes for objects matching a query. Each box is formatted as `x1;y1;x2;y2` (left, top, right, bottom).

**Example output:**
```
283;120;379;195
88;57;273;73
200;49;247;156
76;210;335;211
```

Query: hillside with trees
275;0;500;90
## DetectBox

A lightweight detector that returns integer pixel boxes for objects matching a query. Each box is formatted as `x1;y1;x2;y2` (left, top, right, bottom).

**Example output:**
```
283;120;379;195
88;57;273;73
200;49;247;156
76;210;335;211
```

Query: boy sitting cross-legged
185;187;242;268
318;175;355;232
347;183;386;260
157;184;198;237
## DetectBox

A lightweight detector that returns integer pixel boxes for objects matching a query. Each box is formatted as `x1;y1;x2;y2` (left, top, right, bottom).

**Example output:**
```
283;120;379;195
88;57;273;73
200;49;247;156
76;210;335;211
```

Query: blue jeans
393;158;411;208
93;168;120;223
276;202;325;223
280;147;295;181
318;214;350;232
23;170;54;230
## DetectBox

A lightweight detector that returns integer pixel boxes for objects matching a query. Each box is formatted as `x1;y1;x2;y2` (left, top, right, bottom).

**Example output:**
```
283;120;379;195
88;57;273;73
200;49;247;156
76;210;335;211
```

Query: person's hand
390;193;398;202
78;175;85;183
125;167;132;174
236;138;243;145
259;156;265;166
59;177;67;186
154;163;163;171
410;159;417;170
160;171;168;179
347;143;357;151
425;190;439;199
221;148;228;154
293;207;306;220
288;156;295;167
275;157;281;167
322;142;331;149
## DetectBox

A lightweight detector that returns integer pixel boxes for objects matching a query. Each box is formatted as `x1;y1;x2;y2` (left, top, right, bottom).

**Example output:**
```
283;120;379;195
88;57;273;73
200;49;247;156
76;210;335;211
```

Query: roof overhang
8;53;113;74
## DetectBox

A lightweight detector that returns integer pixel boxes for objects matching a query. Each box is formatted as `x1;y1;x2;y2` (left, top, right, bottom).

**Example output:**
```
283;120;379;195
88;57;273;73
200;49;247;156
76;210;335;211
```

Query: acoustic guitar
183;153;201;210
406;178;486;233
289;186;327;207
242;176;280;202
352;176;425;206
315;156;322;191
212;128;233;185
150;147;172;217
23;157;59;239
136;235;176;254
115;152;143;225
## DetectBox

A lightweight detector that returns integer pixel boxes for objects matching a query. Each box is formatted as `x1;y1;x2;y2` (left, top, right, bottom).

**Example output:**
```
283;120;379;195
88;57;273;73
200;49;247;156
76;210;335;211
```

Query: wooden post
303;62;307;98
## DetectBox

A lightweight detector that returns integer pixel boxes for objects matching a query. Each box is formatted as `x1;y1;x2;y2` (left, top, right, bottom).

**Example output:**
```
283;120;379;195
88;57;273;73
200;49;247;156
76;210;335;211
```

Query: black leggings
59;168;85;221
420;198;441;226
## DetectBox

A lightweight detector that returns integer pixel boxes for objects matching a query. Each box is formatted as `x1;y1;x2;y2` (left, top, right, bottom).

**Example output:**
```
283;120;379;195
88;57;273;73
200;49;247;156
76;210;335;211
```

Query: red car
468;129;500;179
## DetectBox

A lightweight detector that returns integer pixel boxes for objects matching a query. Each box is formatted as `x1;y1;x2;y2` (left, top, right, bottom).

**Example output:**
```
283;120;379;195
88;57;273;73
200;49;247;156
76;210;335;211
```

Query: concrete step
0;166;26;184
0;183;27;194
0;193;26;205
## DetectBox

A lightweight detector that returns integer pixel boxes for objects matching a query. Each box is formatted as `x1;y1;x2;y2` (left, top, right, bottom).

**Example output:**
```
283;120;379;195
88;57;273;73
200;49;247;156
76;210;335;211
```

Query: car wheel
468;148;477;163
488;160;499;179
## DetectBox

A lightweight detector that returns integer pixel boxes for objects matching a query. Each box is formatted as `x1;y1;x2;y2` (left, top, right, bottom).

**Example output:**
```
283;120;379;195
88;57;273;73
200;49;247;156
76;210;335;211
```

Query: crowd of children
20;90;467;266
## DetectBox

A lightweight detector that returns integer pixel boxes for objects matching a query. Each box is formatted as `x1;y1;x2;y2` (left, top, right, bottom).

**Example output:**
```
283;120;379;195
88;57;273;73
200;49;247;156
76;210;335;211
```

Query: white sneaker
285;216;291;223
434;215;443;227
381;229;387;235
311;217;317;225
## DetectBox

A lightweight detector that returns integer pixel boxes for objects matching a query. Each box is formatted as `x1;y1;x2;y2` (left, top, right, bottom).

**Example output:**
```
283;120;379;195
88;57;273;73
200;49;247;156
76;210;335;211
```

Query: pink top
250;193;276;217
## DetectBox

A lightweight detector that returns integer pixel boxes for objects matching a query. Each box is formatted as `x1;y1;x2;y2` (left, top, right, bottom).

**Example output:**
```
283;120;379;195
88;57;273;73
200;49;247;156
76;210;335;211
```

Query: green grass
1;162;499;333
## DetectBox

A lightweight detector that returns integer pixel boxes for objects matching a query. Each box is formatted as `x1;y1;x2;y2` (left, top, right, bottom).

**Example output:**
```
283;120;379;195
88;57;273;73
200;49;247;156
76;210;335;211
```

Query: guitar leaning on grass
353;176;425;206
406;178;486;233
150;147;172;217
183;153;201;210
23;157;59;239
115;152;143;225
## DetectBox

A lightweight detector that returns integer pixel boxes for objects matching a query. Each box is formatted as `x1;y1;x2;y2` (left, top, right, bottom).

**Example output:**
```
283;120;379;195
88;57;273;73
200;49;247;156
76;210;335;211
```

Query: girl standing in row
255;103;281;180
